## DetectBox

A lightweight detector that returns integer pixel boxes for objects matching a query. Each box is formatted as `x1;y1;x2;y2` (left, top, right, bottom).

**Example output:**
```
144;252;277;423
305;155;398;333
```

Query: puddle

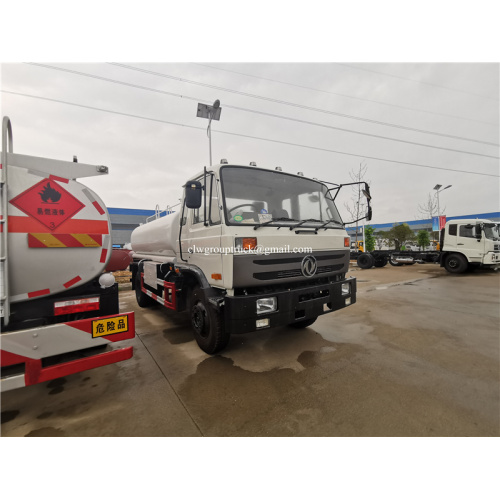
312;322;375;345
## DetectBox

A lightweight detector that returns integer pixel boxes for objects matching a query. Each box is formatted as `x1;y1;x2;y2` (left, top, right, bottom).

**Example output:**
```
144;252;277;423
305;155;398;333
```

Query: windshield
220;167;343;227
484;223;500;241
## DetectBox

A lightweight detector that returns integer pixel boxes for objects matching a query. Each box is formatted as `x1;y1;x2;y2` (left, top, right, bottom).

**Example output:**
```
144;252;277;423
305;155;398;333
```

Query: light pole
197;99;222;166
433;184;452;216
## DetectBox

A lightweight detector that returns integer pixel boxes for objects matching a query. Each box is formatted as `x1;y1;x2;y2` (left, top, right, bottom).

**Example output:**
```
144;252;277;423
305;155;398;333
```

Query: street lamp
197;99;222;166
433;184;452;216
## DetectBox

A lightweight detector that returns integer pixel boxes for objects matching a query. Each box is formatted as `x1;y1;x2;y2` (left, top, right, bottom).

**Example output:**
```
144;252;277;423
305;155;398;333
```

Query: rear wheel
357;253;375;269
190;286;230;354
374;255;388;268
444;253;468;274
289;317;318;329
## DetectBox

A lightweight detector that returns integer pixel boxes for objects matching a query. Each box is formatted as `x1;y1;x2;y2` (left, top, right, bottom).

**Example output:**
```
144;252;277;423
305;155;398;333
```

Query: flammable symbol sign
10;178;85;230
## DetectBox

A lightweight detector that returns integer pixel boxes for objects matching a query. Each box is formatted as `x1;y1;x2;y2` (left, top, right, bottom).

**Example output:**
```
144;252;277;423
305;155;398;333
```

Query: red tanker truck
1;116;135;392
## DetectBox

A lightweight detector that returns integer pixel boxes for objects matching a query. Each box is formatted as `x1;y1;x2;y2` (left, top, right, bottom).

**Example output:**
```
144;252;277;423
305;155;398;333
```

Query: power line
108;63;500;147
194;63;498;127
336;63;500;102
228;104;499;160
25;62;499;150
3;90;498;178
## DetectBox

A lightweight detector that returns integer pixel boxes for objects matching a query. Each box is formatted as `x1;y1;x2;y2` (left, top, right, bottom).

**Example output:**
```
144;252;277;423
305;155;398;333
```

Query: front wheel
444;253;468;274
190;287;230;354
289;317;318;329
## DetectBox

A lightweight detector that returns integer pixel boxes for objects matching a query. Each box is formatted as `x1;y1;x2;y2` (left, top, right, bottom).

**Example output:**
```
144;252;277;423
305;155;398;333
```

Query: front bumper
224;277;356;335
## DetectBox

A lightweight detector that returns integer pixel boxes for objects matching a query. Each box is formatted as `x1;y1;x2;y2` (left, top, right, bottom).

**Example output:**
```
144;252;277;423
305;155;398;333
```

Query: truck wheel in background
357;253;374;269
135;264;155;308
190;286;230;354
389;256;403;266
444;253;468;274
289;317;318;328
374;255;388;268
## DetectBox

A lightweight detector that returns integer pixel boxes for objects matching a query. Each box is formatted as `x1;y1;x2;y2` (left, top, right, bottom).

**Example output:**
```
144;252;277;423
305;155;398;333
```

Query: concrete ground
2;263;499;436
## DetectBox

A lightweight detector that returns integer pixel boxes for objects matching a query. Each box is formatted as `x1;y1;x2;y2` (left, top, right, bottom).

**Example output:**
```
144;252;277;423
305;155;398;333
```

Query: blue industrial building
345;211;500;241
108;207;500;248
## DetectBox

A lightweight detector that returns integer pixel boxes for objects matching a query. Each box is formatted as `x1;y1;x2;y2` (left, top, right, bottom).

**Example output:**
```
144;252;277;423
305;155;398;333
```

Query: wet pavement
2;263;499;436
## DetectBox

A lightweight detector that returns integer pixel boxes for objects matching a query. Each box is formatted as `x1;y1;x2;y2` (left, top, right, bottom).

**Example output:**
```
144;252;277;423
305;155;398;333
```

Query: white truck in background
1;117;135;392
356;219;500;272
130;161;372;354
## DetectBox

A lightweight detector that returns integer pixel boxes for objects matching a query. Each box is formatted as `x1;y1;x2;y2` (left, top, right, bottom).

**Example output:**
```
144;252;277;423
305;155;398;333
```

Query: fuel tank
5;164;112;303
130;211;180;258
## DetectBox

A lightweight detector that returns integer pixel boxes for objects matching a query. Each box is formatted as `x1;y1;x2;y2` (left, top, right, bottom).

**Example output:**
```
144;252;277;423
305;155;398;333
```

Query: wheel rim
449;258;458;268
192;302;209;338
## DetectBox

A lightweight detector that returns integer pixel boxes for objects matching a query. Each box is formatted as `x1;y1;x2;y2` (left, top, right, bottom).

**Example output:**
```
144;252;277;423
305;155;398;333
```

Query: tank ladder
1;116;13;326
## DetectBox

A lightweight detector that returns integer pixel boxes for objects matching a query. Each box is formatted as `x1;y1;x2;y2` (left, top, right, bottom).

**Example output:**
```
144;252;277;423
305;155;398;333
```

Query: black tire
444;253;468;274
135;264;155;308
190;286;230;354
289;317;318;329
357;253;375;269
374;255;388;268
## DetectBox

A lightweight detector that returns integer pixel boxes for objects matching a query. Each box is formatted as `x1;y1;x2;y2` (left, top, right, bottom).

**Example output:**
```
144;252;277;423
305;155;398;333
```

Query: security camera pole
197;99;221;166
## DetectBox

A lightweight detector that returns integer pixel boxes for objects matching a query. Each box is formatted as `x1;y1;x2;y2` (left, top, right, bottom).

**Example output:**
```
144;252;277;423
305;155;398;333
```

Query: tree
364;225;376;252
383;223;416;251
343;162;370;246
416;193;437;220
417;230;431;250
416;193;445;241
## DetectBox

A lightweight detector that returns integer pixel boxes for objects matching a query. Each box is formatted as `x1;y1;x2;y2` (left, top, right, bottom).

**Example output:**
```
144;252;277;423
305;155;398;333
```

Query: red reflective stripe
100;248;108;263
55;234;84;247
63;275;82;288
28;288;50;298
1;350;34;367
27;234;45;247
93;201;105;215
8;216;109;234
49;174;69;184
25;347;133;386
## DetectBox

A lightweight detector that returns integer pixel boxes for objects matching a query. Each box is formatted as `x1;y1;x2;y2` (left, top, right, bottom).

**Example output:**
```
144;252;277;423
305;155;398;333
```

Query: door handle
457;243;464;245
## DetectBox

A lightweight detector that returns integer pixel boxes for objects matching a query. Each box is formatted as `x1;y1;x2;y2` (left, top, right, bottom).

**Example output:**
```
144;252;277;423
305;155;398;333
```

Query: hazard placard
9;178;85;230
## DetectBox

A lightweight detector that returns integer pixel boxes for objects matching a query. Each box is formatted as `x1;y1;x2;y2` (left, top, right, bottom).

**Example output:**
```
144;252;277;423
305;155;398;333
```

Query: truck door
181;174;223;287
456;223;483;263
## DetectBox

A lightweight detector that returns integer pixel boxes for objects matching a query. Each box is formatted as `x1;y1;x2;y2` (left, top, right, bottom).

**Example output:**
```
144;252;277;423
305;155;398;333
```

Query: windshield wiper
316;218;344;230
253;217;298;230
289;218;323;231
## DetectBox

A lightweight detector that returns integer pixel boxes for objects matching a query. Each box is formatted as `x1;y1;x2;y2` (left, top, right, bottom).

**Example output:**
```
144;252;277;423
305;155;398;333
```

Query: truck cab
440;219;500;273
131;162;372;353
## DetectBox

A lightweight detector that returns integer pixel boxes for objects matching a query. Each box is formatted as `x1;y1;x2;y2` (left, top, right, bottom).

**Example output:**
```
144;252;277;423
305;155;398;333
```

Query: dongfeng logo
301;255;317;277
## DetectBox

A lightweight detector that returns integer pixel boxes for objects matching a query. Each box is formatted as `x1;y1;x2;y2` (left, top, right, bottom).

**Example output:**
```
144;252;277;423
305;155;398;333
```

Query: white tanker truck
1;117;135;392
130;161;372;354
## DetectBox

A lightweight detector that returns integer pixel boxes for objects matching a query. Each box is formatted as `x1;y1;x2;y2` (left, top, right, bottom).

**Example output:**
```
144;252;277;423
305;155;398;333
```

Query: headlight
235;237;257;251
256;297;277;315
341;283;350;295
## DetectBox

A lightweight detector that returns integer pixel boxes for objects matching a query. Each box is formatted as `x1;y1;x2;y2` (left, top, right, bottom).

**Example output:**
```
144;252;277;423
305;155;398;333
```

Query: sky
1;62;498;226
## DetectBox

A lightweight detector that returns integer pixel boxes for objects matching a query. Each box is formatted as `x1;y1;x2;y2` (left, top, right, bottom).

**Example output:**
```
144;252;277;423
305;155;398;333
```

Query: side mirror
185;181;202;209
366;206;372;221
475;223;482;239
362;183;371;201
